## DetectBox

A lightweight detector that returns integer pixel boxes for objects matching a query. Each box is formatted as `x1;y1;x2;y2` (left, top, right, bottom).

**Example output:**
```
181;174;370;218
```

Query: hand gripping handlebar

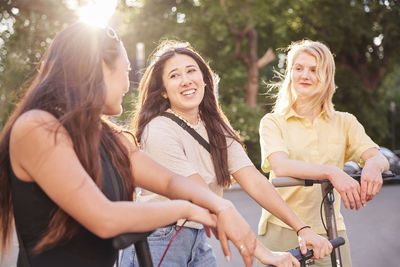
266;237;345;267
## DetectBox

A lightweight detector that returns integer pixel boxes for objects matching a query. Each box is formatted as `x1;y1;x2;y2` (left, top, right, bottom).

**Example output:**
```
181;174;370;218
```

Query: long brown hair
133;40;242;187
0;22;135;255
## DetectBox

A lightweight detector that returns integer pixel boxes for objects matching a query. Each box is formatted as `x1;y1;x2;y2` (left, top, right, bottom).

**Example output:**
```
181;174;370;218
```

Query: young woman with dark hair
120;40;332;267
0;23;259;267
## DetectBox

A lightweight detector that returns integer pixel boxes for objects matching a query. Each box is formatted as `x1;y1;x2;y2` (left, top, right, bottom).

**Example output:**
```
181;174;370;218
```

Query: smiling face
162;53;205;116
291;52;319;99
102;46;131;116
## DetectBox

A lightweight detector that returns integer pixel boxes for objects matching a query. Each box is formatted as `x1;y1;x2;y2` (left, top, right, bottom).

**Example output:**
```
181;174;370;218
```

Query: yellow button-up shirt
258;109;378;235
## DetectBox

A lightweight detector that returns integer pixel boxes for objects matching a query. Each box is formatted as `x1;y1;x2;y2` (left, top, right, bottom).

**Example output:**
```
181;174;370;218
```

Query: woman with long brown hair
0;23;259;267
121;40;332;267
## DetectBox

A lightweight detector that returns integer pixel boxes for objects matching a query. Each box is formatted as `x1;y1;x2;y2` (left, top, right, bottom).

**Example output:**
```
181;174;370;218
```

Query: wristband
296;225;311;236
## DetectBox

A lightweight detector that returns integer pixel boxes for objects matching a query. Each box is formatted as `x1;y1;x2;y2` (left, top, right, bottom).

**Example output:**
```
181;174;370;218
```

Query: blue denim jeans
120;225;217;267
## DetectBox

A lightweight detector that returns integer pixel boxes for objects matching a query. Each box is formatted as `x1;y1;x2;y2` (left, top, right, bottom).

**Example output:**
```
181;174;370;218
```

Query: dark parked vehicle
379;147;400;175
343;146;400;183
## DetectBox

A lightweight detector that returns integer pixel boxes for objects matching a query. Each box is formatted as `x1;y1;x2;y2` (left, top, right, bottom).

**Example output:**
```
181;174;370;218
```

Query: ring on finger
239;244;246;253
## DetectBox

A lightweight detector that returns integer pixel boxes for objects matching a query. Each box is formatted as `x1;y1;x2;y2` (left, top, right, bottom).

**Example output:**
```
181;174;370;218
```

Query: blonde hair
272;40;336;118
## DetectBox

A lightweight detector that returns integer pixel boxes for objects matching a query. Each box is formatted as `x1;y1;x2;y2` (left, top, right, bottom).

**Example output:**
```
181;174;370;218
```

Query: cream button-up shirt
258;109;378;235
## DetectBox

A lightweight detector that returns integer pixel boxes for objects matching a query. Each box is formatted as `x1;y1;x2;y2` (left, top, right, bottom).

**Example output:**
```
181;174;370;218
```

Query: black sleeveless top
10;145;129;267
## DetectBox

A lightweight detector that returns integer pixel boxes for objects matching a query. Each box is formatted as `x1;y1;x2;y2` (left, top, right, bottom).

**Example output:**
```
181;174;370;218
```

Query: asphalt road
1;183;399;267
208;182;400;267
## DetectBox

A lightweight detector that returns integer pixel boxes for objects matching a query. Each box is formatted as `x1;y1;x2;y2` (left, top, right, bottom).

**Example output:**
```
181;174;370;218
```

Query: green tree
218;0;276;106
266;0;400;146
0;0;76;129
117;0;275;164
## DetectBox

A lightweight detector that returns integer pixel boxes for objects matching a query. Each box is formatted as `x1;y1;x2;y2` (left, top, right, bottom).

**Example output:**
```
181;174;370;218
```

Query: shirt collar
283;107;329;121
283;108;300;120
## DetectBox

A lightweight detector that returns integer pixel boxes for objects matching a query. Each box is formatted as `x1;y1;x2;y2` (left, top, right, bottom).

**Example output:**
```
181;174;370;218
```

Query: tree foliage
0;0;76;128
264;0;400;146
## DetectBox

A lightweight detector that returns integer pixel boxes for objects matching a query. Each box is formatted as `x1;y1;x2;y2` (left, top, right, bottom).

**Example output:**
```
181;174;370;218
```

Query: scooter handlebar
271;172;394;187
265;237;345;267
112;231;153;250
271;177;306;187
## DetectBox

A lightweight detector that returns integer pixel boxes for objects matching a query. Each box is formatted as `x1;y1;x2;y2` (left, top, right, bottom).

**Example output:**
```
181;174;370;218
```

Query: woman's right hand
215;203;257;267
297;227;332;259
328;167;361;210
184;201;217;228
267;251;299;267
255;240;299;267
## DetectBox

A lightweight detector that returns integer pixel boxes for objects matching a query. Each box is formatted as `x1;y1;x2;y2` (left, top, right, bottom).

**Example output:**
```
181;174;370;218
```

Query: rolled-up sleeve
259;114;289;173
226;137;253;174
344;113;379;165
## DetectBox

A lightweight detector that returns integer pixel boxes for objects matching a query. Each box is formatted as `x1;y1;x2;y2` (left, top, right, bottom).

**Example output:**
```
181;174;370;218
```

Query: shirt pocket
325;137;346;165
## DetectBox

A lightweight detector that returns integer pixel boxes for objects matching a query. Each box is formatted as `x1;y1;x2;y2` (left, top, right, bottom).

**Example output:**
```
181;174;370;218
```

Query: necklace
168;109;200;129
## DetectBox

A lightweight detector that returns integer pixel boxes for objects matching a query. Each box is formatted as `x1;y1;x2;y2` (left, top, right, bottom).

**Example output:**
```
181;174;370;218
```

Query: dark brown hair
133;41;243;187
0;22;135;254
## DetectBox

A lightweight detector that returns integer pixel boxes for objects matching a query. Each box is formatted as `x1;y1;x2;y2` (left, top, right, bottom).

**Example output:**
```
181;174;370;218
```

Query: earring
162;92;168;99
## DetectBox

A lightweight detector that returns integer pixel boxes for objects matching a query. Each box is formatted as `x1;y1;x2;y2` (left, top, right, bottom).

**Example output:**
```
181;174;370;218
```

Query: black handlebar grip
330;237;345;248
287;246;313;261
265;237;345;267
112;231;153;250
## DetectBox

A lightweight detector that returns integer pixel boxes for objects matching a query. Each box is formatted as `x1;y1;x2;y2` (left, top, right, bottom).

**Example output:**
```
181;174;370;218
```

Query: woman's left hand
359;148;388;206
297;228;332;259
360;163;383;205
215;204;257;267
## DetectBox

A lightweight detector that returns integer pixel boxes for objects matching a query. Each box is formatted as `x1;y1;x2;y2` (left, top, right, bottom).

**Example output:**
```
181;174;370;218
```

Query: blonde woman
258;40;389;267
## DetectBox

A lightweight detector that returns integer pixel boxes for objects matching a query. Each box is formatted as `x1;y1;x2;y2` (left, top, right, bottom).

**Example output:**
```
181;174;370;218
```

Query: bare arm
188;173;210;189
359;147;389;205
234;166;306;232
9;110;215;238
233;165;332;258
268;151;362;210
131;149;256;266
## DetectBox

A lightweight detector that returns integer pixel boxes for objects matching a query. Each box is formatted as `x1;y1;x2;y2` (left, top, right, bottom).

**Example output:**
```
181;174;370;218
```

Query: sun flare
77;0;117;28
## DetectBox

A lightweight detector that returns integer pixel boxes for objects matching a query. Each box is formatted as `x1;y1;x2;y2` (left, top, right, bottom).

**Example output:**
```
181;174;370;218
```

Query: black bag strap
161;112;210;153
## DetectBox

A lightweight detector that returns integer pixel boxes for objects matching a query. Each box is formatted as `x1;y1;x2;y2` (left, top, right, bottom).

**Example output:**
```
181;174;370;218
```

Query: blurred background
0;0;399;265
1;0;399;168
